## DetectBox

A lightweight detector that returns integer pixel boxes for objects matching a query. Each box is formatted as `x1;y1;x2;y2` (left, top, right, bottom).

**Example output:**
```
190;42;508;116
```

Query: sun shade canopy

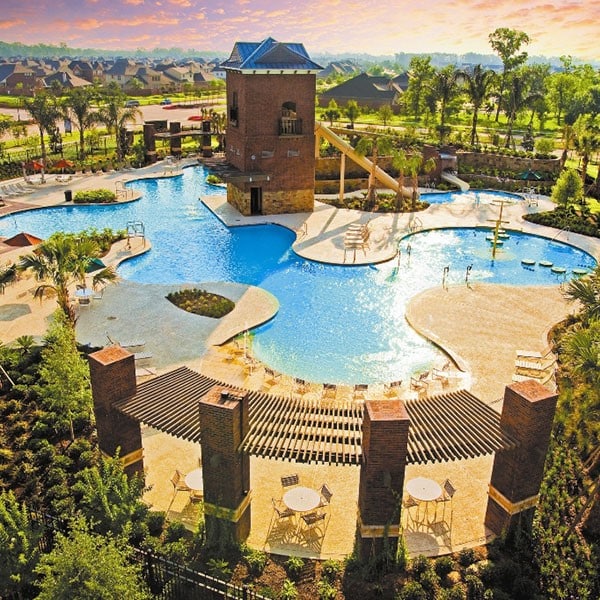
113;366;518;465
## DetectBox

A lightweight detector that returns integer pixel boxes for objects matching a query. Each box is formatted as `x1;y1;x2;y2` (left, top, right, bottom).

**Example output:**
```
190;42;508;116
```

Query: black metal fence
27;511;270;600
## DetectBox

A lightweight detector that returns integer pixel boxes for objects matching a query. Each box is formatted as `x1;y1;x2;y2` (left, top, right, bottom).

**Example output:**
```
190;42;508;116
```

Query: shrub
279;579;298;600
207;557;232;580
410;554;431;577
73;189;117;204
434;555;455;578
396;580;427;600
285;555;305;579
321;558;342;582
166;288;235;318
317;578;337;600
241;544;268;576
458;548;476;568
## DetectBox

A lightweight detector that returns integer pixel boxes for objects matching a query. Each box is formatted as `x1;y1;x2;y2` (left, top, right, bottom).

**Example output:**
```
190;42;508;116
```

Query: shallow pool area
423;189;524;205
1;167;596;384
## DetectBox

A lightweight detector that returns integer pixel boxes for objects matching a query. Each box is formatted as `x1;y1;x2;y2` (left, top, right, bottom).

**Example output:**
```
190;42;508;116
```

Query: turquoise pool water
1;167;595;384
422;189;524;205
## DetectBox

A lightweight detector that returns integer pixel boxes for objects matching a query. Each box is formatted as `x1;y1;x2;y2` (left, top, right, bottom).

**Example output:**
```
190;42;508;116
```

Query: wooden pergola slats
113;367;518;466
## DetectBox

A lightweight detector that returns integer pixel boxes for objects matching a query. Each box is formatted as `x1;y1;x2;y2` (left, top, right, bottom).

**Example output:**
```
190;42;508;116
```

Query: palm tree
405;153;436;211
572;117;600;189
502;72;541;148
0;262;18;294
563;265;600;324
63;87;99;161
97;84;141;162
355;134;393;209
23;91;61;183
392;148;408;210
428;66;459;142
18;233;117;327
459;65;496;146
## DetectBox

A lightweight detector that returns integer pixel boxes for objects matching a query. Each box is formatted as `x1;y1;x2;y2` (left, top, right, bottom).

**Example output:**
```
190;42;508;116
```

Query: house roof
113;366;518;466
319;72;401;103
221;37;322;73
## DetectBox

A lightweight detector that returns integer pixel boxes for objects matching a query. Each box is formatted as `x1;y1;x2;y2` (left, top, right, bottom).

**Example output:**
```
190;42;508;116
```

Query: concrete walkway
2;162;600;559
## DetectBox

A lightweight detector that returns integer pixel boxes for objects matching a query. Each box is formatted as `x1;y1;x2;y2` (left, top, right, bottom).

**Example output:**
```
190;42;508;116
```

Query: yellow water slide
314;122;412;199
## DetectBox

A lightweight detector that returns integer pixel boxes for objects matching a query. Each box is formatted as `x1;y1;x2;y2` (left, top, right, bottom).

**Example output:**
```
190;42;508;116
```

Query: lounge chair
272;497;295;520
134;351;153;361
410;371;430;392
263;366;281;388
322;383;337;399
384;380;402;398
168;469;191;511
353;384;368;400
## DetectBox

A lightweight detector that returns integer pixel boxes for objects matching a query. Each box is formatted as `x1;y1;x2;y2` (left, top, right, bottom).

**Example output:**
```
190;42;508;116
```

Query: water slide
441;171;470;191
315;122;412;198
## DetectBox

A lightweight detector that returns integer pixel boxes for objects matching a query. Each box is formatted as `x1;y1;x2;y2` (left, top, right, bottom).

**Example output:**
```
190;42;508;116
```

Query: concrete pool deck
2;160;600;559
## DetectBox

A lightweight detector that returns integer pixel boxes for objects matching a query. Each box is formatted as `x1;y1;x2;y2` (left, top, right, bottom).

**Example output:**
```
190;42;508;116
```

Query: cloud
0;19;25;29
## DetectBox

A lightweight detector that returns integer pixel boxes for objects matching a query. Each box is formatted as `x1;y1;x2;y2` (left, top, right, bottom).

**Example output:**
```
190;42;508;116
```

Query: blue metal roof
221;37;322;72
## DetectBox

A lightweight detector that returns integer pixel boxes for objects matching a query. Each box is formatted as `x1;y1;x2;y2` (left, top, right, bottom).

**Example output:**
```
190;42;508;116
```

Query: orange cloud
0;19;25;29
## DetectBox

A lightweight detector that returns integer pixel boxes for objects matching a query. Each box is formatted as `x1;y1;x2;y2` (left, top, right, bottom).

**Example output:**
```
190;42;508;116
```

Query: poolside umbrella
54;158;74;173
31;160;44;172
3;232;43;247
85;257;106;273
518;169;542;181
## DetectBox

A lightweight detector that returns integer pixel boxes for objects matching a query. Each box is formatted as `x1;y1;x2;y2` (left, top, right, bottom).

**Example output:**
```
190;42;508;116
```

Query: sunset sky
1;0;598;61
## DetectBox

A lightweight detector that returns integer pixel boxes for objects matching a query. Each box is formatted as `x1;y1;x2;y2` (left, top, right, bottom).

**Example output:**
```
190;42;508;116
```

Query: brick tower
221;38;322;215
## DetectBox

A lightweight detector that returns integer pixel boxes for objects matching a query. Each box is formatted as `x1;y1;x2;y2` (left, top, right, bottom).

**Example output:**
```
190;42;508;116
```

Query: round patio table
406;477;442;502
283;486;320;513
406;477;442;525
184;468;203;492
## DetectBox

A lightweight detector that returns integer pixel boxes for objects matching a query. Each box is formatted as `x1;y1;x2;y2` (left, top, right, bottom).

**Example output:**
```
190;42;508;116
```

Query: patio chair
435;478;456;522
189;488;203;502
281;473;299;488
299;510;327;541
317;483;333;508
272;497;295;520
402;495;420;527
293;377;308;395
168;470;191;511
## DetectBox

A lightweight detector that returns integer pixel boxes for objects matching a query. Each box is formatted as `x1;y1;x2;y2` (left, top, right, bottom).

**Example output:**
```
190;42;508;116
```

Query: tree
322;99;340;126
572;117;600;189
355;134;393;209
344;100;360;128
34;519;151;600
406;56;435;121
63;87;99;161
378;104;393;126
18;232;117;327
23;91;61;183
459;64;496;146
551;168;584;208
563;265;600;325
37;313;93;441
427;65;459;142
0;491;41;599
73;454;147;537
405;153;436;211
502;71;541;148
97;84;141;162
392;147;408;210
488;27;531;121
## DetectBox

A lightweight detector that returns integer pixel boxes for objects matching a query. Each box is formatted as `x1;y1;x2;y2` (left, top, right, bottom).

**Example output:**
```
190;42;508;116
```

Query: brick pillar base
357;400;410;560
199;386;251;549
485;380;558;536
88;346;143;477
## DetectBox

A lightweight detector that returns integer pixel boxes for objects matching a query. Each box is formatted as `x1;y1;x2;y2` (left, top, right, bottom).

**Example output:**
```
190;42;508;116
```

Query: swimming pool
1;167;595;384
422;189;524;205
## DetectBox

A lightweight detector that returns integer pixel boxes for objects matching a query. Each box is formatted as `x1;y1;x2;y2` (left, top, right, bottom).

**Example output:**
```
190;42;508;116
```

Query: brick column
358;400;410;558
199;386;251;548
202;119;213;157
169;121;181;157
88;346;143;476
485;380;558;536
143;123;156;163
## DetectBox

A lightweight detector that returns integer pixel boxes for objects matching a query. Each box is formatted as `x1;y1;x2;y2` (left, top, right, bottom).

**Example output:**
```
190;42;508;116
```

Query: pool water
423;189;523;205
1;167;595;384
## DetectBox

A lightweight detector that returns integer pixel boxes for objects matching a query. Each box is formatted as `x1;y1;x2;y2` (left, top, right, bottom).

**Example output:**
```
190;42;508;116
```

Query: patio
141;427;495;559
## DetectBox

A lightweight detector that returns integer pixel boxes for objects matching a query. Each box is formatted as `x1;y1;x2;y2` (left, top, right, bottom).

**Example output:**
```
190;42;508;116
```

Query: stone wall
458;151;560;176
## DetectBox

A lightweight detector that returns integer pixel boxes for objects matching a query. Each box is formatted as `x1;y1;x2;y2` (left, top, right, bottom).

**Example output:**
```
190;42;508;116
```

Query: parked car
160;98;172;105
125;99;140;107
